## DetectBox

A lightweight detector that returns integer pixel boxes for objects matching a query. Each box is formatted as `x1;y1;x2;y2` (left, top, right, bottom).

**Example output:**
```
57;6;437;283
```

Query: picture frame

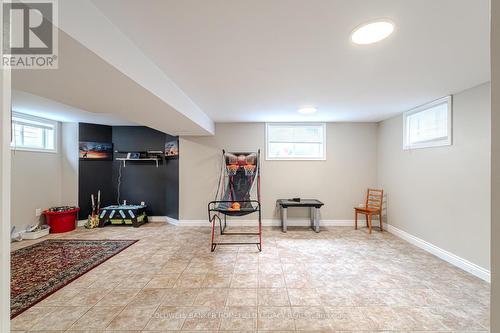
79;142;113;160
165;140;179;158
127;152;141;159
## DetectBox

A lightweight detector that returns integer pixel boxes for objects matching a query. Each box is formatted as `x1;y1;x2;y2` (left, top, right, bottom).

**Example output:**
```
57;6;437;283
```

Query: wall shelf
116;157;161;168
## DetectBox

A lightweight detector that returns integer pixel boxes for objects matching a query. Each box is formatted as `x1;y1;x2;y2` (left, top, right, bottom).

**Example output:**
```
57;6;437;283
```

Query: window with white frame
11;112;57;152
266;123;326;160
403;96;452;150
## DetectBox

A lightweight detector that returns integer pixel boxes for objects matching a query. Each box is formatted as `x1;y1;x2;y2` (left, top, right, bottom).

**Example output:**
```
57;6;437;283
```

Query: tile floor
10;223;490;332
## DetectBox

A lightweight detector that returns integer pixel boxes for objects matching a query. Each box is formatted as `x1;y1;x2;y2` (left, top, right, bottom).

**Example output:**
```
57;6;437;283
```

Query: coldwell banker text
2;1;58;69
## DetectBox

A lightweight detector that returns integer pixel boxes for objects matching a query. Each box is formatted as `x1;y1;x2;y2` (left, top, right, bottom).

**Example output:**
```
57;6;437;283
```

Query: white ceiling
12;90;136;126
91;0;490;123
12;31;213;136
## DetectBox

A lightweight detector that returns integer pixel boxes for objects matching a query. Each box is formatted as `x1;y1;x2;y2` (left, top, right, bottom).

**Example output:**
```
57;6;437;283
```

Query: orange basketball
244;164;256;172
228;164;239;172
231;202;241;210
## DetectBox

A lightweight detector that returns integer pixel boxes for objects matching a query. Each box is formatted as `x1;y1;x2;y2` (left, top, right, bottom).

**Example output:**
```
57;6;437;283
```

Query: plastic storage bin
43;207;80;233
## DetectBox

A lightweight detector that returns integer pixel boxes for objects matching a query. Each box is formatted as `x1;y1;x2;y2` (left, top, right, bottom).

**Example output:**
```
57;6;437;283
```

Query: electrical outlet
35;208;42;217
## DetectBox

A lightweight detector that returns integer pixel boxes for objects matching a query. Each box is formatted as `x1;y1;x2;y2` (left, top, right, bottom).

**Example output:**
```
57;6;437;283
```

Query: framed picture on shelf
165;140;179;158
127;152;141;159
79;142;113;160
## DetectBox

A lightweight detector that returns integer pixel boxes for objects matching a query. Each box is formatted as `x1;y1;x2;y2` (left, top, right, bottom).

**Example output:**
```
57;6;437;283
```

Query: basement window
266;123;326;160
403;96;452;150
11;112;57;153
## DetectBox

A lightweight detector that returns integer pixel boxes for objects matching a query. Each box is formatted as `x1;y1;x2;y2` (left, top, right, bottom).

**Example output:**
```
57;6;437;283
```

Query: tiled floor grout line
12;225;490;332
96;238;164;332
34;237;144;332
105;239;151;331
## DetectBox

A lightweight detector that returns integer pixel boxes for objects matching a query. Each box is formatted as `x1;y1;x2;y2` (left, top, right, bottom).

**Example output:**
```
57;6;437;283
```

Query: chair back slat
365;189;383;210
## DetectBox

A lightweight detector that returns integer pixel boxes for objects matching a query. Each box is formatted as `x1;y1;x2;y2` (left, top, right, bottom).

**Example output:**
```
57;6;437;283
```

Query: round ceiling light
298;106;317;114
351;20;394;45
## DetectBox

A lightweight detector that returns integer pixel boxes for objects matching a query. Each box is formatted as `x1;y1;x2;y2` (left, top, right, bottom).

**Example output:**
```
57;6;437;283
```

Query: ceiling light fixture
298;106;317;114
351;20;394;45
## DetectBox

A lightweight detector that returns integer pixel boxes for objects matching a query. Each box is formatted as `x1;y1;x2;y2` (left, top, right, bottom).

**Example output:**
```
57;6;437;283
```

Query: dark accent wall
78;124;179;220
78;123;114;219
112;126;179;219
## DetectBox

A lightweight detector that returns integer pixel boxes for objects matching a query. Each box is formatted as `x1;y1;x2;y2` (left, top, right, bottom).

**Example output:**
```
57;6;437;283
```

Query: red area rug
11;239;137;318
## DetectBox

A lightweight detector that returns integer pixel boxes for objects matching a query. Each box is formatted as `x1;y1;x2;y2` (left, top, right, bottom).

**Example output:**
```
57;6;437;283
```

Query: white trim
150;216;180;225
265;122;327;161
10;111;59;153
148;216;167;223
78;216;176;226
9;146;59;154
386;224;490;282
0;36;11;331
178;219;355;227
166;217;179;226
403;95;453;150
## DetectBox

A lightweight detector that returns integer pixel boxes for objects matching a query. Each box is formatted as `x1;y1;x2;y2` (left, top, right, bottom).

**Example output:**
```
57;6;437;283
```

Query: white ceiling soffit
12;30;212;136
91;0;490;122
13;0;214;135
12;90;136;126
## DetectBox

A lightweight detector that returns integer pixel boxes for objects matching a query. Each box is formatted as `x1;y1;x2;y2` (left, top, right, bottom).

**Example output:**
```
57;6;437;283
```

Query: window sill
403;140;452;150
266;157;327;161
10;146;58;154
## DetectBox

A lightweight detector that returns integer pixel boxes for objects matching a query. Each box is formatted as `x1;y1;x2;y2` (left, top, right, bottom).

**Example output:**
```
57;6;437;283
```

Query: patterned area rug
11;239;137;318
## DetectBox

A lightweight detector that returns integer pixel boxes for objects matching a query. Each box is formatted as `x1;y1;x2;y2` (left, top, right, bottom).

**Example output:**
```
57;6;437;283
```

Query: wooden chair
354;189;384;234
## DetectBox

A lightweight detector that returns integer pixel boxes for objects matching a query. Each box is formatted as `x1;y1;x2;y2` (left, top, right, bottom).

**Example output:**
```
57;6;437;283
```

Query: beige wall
491;0;499;329
61;122;79;206
180;122;378;221
377;83;491;270
10;122;79;233
11;147;62;231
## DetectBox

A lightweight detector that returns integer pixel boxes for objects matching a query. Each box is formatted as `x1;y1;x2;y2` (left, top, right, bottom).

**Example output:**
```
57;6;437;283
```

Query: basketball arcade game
208;150;262;251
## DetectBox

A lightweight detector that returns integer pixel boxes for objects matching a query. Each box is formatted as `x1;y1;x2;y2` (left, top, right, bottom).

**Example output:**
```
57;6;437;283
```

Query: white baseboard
166;217;179;226
78;216;175;226
85;214;489;282
178;219;356;227
150;216;181;225
148;216;167;223
386;224;490;283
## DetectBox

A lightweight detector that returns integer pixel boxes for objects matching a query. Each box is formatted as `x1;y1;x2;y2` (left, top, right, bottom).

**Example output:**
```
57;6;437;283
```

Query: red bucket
43;208;80;233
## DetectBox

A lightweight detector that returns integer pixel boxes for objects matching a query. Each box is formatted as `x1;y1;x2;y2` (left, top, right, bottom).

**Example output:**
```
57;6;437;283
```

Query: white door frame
492;0;500;329
1;1;12;329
